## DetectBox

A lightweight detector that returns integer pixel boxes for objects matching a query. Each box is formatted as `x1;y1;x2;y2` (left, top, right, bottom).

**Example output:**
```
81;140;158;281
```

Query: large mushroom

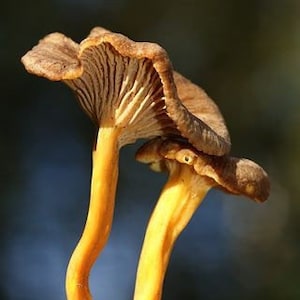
21;27;231;299
134;137;270;300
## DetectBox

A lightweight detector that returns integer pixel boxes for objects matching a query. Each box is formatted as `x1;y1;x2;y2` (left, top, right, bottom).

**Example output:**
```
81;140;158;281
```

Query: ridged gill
65;43;174;147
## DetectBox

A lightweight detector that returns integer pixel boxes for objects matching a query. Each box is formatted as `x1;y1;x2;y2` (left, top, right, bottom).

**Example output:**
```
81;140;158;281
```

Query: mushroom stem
66;126;120;300
133;163;211;300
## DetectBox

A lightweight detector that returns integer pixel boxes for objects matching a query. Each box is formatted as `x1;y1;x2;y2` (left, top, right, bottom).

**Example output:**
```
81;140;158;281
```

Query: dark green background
1;0;299;299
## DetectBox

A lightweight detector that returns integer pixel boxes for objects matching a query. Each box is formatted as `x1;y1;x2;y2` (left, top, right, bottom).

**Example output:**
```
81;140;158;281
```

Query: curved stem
133;164;211;300
66;127;120;300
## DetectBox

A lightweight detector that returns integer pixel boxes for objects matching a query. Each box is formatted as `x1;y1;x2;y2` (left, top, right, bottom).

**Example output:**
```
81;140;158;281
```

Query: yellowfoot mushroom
21;27;232;299
134;137;270;300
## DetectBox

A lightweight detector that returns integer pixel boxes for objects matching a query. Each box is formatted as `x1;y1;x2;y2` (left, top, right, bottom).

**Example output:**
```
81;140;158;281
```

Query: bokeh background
1;0;299;299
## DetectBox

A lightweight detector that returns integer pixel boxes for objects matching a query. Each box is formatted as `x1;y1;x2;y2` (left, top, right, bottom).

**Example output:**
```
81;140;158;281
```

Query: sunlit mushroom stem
134;163;211;300
66;126;120;300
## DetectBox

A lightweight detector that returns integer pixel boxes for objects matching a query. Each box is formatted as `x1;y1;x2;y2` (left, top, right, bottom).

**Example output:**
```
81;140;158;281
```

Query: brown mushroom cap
173;72;231;155
136;137;270;203
21;26;230;154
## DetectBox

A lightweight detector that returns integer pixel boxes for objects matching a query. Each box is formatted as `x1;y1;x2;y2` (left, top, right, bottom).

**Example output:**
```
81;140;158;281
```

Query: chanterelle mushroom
21;26;231;300
134;137;270;300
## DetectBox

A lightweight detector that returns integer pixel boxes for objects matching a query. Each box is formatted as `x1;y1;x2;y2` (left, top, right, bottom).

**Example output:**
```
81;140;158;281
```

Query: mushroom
21;27;232;299
134;137;270;300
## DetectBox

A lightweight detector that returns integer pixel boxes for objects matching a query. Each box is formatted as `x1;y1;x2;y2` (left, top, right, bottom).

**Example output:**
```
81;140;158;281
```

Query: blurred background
1;0;299;299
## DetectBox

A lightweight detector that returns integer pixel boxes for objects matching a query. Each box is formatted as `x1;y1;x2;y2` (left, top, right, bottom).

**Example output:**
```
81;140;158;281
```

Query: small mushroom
21;27;232;300
134;137;270;300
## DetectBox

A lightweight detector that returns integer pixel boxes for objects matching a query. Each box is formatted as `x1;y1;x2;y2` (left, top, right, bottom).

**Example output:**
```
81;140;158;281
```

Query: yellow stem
65;126;120;300
133;164;211;300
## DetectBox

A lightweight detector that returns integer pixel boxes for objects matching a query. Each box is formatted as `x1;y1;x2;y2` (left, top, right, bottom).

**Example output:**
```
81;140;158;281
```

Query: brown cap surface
136;138;270;202
172;72;231;155
22;26;230;153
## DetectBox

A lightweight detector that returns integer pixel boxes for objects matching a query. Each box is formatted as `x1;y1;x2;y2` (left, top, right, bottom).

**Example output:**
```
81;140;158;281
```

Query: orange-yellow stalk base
65;127;120;300
134;164;211;300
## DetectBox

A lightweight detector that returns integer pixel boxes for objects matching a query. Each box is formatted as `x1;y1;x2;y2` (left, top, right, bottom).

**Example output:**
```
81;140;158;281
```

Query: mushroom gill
66;42;174;147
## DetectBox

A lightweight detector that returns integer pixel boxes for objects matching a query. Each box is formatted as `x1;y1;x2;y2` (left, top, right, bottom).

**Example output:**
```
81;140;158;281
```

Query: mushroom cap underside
21;26;230;154
136;137;270;203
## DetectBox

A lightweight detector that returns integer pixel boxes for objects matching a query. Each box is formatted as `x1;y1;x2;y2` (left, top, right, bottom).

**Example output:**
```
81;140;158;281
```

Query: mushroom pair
21;27;270;300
